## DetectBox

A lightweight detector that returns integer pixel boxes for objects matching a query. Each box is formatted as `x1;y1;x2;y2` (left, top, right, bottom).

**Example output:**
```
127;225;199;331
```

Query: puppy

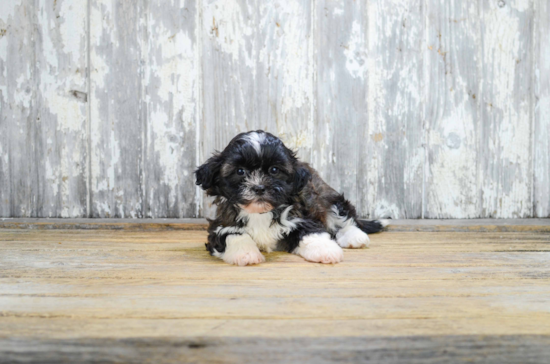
195;130;387;266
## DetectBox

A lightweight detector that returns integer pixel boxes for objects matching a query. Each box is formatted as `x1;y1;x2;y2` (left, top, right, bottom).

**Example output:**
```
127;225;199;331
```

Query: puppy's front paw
295;233;343;264
336;225;370;248
222;234;265;266
224;249;265;266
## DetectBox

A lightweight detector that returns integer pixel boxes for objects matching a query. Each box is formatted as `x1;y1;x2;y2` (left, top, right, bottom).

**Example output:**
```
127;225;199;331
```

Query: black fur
205;228;229;255
194;154;223;194
292;165;312;194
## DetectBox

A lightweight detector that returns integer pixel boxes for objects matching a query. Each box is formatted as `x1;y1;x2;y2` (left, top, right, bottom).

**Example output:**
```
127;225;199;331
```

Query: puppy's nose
252;185;266;195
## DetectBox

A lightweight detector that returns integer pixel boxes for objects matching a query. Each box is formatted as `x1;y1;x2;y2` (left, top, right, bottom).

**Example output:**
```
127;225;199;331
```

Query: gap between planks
0;218;550;232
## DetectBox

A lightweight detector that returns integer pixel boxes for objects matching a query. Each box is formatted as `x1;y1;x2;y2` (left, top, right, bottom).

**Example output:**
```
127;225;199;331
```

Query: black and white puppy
195;130;387;266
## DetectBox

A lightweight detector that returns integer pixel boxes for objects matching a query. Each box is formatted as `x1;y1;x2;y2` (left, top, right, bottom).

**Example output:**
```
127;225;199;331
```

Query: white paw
336;225;370;249
295;232;344;264
222;234;265;266
224;249;265;266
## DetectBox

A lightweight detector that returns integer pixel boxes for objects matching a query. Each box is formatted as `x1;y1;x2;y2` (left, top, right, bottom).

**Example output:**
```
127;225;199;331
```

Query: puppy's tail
356;219;389;234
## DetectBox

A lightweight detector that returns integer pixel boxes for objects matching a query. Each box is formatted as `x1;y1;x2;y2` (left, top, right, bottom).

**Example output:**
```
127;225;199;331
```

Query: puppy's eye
236;168;245;176
269;167;279;175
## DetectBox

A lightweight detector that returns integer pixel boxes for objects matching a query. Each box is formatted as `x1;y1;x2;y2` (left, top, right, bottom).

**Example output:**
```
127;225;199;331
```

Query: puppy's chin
240;202;274;214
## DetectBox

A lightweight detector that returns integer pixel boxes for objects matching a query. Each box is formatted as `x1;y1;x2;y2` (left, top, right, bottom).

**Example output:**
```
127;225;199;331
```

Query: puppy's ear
195;154;223;192
292;164;311;193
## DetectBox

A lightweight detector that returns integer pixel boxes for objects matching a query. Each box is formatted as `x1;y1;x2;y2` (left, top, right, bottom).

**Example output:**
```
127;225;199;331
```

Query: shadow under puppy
195;130;387;266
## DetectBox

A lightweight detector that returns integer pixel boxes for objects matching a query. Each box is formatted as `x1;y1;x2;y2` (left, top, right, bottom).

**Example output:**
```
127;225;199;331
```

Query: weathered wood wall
0;0;548;219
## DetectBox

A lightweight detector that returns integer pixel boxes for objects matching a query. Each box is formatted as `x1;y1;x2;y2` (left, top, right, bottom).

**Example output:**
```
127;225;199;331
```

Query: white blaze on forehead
242;131;266;155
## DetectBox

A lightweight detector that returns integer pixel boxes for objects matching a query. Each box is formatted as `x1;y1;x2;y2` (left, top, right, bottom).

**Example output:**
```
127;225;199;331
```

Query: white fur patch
294;232;344;264
216;234;265;266
242;131;266;156
237;205;303;253
379;219;390;228
336;225;370;249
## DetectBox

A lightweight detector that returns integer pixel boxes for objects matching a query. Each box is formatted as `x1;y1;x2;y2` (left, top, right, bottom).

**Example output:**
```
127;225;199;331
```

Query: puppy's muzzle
252;185;266;195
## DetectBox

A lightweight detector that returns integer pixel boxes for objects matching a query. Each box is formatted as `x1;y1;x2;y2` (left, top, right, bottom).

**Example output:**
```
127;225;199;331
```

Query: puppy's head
195;130;311;213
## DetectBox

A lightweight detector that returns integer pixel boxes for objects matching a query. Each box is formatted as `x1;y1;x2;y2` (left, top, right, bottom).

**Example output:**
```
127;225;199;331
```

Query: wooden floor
1;226;549;363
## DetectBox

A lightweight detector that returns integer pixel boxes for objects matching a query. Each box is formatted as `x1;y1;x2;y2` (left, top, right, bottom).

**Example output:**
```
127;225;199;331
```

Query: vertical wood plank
1;0;88;218
89;0;144;218
33;0;88;217
312;0;366;209
479;0;533;218
257;0;313;163
200;0;257;218
534;0;550;218
200;0;312;217
143;0;197;218
361;0;424;219
423;0;481;218
0;0;36;217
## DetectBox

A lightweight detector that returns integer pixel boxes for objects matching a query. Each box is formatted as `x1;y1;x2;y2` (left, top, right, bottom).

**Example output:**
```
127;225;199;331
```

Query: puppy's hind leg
327;197;370;249
295;232;344;263
335;223;370;249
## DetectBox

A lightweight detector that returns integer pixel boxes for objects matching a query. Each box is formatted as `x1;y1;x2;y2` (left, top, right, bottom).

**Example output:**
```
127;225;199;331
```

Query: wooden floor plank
2;279;550;297
1;334;549;364
0;228;549;363
1;295;550;321
1;317;549;339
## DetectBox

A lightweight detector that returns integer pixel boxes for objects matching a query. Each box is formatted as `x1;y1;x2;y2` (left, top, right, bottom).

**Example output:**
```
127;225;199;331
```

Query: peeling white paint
480;0;533;218
107;131;120;193
279;129;310;153
257;1;313;158
535;87;550;216
273;1;312;116
148;22;195;128
36;2;59;68
149;109;179;202
58;0;87;57
0;0;18;21
14;73;32;108
203;0;256;73
374;201;401;220
365;0;424;218
90;51;110;89
1;0;546;219
344;21;366;79
143;0;198;217
423;0;482;219
514;0;532;13
0;20;9;67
